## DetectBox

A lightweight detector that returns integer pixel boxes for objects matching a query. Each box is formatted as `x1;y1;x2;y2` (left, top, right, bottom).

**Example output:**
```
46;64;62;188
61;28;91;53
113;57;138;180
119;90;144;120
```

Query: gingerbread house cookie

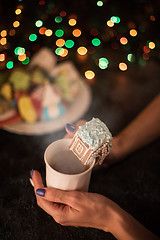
69;118;112;165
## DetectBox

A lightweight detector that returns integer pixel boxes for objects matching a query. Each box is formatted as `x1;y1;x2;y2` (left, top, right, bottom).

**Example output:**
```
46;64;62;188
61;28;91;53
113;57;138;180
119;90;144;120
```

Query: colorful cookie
9;68;31;91
18;96;37;123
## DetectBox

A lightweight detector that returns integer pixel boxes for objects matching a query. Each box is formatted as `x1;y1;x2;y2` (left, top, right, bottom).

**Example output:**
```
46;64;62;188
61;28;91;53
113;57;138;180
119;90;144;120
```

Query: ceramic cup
44;139;95;191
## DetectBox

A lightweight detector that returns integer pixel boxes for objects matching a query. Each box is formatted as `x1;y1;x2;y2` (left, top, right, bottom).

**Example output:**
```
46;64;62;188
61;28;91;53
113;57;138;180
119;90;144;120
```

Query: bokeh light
55;29;64;37
29;34;37;41
15;9;22;15
39;27;47;35
14;47;25;55
99;57;109;69
85;70;95;80
13;21;20;28
65;40;74;48
119;62;127;71
6;61;14;69
35;20;43;27
56;39;65;47
97;1;103;6
72;29;81;37
127;54;135;62
55;16;62;23
0;54;5;61
148;41;155;49
120;37;128;45
22;57;30;65
59;48;68;57
92;38;101;46
45;29;53;36
130;29;137;37
77;46;87;55
0;38;7;45
69;19;77;26
143;46;150;54
107;20;114;27
1;30;7;37
110;16;120;24
9;29;16;36
18;54;26;61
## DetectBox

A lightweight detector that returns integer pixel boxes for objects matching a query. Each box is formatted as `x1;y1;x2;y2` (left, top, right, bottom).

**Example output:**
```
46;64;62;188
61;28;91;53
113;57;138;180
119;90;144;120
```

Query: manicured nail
36;188;46;197
30;169;34;178
29;178;34;187
66;123;76;132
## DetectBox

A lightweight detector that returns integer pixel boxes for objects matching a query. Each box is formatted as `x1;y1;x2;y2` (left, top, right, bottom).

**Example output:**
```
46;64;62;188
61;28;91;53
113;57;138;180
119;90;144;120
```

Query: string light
35;20;43;27
65;40;74;48
29;34;37;41
119;62;127;71
110;16;120;24
56;39;65;47
39;27;47;35
120;37;128;45
15;9;22;15
107;20;114;27
55;29;64;37
99;58;109;69
148;41;155;49
13;21;20;28
1;30;7;37
69;19;77;26
85;70;95;80
77;46;87;55
130;29;137;37
92;38;101;46
97;1;103;7
45;29;53;36
72;29;81;37
6;61;14;69
0;54;5;61
0;38;7;45
55;16;62;23
127;54;135;62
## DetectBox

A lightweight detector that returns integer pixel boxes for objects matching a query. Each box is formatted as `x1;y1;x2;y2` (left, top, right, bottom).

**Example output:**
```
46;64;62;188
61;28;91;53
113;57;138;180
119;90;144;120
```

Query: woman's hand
31;170;119;232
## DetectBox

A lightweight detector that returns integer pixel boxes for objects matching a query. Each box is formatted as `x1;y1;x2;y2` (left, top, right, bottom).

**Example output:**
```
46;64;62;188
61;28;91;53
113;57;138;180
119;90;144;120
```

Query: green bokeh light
97;1;103;6
92;38;101;46
55;16;62;23
127;54;135;62
55;29;64;37
14;47;25;55
55;47;63;55
22;57;30;65
35;20;43;27
29;34;37;41
110;16;120;24
99;57;109;69
6;61;14;69
65;40;74;48
138;57;146;66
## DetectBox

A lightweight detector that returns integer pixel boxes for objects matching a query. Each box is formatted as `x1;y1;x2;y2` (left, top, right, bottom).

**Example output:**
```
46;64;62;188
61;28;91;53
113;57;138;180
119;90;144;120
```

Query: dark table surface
0;61;160;240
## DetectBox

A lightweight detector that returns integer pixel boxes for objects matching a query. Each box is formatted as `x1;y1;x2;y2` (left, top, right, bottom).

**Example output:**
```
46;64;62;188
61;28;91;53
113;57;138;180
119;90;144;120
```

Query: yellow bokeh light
130;29;137;37
13;21;20;28
77;46;87;55
119;62;128;71
107;20;114;27
120;37;128;45
1;30;7;37
56;38;65;47
85;70;95;80
45;29;53;36
0;54;5;61
15;9;22;15
72;29;81;37
69;19;77;26
149;41;155;49
0;38;7;45
18;54;26;61
59;48;68;57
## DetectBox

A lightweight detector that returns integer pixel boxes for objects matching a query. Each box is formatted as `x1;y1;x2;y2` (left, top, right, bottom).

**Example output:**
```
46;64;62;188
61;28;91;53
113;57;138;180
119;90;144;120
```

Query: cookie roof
76;117;112;150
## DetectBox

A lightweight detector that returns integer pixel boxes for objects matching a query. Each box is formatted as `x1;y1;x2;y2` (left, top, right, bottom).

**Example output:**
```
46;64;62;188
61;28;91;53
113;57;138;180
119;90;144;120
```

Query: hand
32;170;119;232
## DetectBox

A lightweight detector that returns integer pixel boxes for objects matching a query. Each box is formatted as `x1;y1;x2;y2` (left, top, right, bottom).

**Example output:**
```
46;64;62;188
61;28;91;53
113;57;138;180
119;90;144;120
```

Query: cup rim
44;138;95;176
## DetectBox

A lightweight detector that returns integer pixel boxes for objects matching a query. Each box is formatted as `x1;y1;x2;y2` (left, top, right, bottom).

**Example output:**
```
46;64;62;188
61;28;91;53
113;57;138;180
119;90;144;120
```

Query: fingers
32;170;44;193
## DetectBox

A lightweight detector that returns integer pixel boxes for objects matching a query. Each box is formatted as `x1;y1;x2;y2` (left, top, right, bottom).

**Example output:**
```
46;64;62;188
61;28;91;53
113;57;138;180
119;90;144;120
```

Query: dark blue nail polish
36;188;46;197
66;123;76;132
30;169;34;178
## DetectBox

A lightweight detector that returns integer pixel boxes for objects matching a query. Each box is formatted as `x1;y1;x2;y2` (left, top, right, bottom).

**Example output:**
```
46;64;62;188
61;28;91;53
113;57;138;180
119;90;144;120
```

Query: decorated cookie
69;118;112;165
18;96;37;123
0;83;12;101
9;68;31;91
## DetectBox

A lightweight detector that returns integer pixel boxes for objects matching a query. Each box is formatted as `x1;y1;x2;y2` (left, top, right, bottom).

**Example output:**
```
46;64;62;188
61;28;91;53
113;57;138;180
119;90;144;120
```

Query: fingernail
29;178;34;187
36;188;46;197
30;169;34;178
66;123;76;132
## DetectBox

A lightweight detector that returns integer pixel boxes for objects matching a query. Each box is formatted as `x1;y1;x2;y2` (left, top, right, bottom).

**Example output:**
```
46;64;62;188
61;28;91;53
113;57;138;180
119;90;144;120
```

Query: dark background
0;0;160;239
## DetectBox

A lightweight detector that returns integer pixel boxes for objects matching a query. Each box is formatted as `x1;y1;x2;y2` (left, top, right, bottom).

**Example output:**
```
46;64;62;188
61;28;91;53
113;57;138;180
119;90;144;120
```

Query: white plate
3;79;91;135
